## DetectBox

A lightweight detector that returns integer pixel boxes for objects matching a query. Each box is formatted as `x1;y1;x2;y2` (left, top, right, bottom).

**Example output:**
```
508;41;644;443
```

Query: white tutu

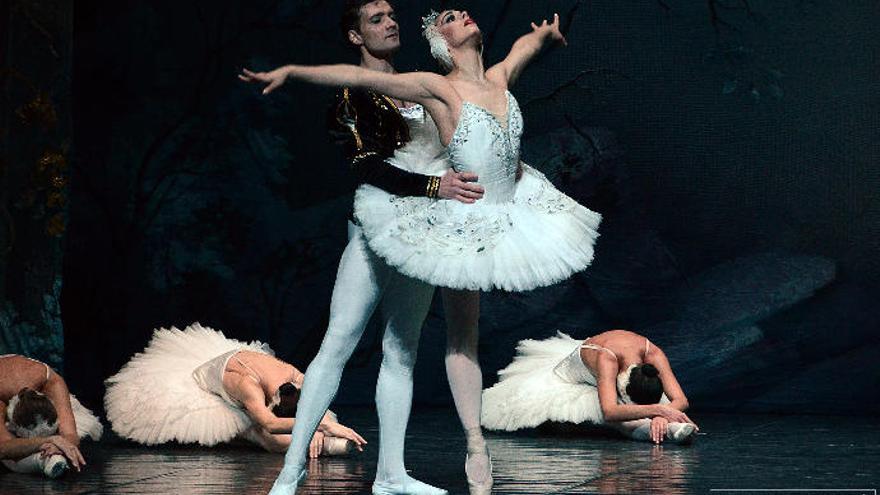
482;332;606;431
355;164;602;292
104;323;273;446
70;395;103;441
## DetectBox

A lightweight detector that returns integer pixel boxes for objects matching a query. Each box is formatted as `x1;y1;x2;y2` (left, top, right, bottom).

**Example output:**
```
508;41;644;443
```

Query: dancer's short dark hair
11;388;58;430
340;0;396;44
271;382;300;418
626;364;664;405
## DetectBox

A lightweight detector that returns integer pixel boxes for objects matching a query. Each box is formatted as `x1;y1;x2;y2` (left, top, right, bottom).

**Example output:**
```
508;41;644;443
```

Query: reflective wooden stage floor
2;408;877;494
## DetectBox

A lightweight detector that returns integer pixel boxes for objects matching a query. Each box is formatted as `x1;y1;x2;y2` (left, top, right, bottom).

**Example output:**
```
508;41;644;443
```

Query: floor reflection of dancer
482;330;699;445
239;2;485;494
241;8;601;495
104;323;365;456
0;354;102;478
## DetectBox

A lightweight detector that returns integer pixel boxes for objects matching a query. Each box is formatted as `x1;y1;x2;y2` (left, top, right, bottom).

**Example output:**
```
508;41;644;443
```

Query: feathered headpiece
421;10;453;71
5;392;60;438
616;364;637;405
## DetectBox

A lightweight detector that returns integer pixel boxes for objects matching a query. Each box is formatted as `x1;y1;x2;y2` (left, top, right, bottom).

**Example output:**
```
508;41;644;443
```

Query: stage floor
2;408;877;494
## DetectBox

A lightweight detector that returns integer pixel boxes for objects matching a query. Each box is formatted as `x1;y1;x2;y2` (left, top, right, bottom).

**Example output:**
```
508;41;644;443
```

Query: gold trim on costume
351;151;379;166
337;87;364;150
426;176;441;198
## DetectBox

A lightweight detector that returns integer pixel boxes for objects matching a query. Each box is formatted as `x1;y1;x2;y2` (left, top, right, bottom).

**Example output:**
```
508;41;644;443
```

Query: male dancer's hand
440;169;485;204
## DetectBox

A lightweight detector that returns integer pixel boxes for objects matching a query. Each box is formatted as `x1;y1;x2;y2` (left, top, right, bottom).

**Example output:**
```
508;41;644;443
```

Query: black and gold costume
327;87;441;198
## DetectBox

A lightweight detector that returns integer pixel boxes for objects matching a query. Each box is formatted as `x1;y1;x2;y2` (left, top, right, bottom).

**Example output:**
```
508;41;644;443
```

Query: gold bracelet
426;176;441;198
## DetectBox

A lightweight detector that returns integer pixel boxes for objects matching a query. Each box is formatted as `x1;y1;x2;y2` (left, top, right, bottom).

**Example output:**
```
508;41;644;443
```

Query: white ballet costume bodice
446;91;523;204
353;90;601;292
387;104;448;176
552;348;599;386
192;349;244;407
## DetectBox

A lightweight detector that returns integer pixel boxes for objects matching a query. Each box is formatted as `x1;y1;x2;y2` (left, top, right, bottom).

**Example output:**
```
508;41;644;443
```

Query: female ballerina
241;9;602;495
482;329;699;444
1;354;102;478
104;323;366;456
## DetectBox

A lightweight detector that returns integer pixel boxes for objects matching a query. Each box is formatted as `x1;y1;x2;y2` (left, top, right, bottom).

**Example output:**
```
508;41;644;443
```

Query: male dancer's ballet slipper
465;448;493;495
267;468;306;495
41;454;69;479
321;436;354;456
372;476;448;495
665;423;697;444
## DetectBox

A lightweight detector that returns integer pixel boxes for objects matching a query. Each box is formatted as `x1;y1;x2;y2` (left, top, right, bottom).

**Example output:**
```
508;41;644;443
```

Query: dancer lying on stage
0;354;102;478
241;7;601;494
104;323;366;457
482;329;699;444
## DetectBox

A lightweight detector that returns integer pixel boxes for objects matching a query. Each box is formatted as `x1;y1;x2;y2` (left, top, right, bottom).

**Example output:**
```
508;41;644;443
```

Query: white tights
442;290;490;479
272;225;434;489
3;454;44;475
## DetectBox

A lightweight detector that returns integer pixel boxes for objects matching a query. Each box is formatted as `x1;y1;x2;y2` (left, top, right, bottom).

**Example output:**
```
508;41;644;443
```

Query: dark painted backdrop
4;0;877;417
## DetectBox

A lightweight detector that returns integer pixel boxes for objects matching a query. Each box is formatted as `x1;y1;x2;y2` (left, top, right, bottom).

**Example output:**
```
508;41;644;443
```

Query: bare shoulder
485;66;509;89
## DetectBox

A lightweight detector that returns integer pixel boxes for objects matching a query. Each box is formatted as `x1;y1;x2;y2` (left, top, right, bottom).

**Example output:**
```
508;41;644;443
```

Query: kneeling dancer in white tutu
241;8;602;495
104;323;366;456
0;354;102;478
482;329;699;444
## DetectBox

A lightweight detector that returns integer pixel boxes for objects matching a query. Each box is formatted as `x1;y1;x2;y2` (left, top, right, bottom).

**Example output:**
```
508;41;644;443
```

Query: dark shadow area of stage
2;408;877;495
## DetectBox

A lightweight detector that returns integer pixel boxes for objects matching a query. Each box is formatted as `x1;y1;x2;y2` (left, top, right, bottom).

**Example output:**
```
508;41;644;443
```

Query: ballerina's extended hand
239;67;290;95
531;13;567;46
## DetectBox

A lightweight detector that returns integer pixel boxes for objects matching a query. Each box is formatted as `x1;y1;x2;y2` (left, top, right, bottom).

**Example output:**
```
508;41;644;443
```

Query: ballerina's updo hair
6;388;59;438
421;10;454;72
617;364;663;405
270;382;301;418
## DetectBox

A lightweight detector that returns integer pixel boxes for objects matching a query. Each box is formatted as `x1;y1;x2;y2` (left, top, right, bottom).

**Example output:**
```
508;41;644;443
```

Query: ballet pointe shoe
267;467;306;495
372;476;449;495
41;454;69;479
320;436;354;456
465;447;493;495
666;423;698;444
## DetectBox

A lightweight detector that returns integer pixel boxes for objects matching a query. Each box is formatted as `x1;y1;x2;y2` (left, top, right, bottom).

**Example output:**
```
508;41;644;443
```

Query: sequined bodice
553;347;598;385
387;104;448;176
447;91;524;204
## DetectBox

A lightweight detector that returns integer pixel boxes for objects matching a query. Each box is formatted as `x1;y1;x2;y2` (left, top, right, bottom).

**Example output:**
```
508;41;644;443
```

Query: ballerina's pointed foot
372;475;448;495
267;467;306;495
666;422;698;445
465;449;494;495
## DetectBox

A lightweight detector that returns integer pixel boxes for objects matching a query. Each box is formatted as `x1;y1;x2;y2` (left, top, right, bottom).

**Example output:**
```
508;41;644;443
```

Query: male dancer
241;1;484;493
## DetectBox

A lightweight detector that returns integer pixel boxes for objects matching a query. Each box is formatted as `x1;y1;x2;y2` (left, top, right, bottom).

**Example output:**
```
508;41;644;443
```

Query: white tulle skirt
481;332;606;431
104;323;273;446
70;396;103;441
354;164;601;292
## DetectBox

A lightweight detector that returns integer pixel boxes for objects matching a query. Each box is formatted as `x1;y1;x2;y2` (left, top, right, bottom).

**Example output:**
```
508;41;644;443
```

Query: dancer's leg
609;419;697;444
373;274;445;494
3;453;68;478
271;226;388;493
441;289;491;493
610;419;652;441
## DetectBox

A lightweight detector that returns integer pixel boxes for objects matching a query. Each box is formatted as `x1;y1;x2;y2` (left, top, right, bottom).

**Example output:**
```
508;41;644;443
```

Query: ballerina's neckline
462;90;513;130
446;90;515;149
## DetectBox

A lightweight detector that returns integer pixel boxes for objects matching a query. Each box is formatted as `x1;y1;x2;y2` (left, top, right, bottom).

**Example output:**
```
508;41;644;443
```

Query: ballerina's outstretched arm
239;64;460;137
487;13;568;88
595;352;699;427
644;345;690;413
